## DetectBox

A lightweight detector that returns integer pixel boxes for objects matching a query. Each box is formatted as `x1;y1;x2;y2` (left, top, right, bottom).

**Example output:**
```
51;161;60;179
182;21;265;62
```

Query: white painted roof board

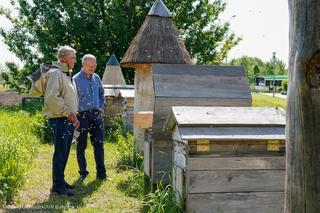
165;106;285;130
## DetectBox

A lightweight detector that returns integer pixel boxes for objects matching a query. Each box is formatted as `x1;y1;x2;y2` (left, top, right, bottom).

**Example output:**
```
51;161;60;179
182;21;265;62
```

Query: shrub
282;79;288;92
105;114;126;143
0;109;39;204
31;113;51;144
117;133;143;170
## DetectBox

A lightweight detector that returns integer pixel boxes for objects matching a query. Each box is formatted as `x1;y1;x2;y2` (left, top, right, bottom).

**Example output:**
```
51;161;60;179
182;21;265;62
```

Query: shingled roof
120;0;192;68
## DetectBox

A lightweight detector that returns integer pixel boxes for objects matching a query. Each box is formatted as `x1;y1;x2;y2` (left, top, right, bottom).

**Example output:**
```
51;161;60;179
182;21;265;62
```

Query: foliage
282;79;288;92
105;114;127;143
31;113;51;144
1;62;32;93
116;131;143;170
0;108;40;204
229;55;288;84
143;182;182;213
0;0;239;92
229;56;267;83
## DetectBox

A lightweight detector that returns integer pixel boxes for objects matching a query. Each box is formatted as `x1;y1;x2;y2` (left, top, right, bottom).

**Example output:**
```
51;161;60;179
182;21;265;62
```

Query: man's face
82;58;97;76
61;52;77;70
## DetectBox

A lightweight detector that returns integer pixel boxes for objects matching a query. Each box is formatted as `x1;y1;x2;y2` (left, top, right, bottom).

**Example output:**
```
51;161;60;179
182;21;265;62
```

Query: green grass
252;93;287;110
6;142;142;212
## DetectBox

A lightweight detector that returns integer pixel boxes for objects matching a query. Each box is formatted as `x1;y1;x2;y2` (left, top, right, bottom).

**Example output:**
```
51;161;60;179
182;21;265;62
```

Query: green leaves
1;0;239;91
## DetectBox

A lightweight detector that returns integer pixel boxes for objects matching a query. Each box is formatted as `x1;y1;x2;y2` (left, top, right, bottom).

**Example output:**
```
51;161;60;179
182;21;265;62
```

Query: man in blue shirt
73;54;107;180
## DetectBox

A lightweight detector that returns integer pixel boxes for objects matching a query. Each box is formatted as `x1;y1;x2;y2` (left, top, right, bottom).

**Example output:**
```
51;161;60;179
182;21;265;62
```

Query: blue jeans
48;117;74;190
77;109;106;178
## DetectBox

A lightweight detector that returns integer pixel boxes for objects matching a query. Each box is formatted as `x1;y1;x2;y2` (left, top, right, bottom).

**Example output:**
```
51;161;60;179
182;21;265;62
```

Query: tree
251;64;260;84
229;56;267;83
265;58;288;76
0;0;240;92
286;0;320;212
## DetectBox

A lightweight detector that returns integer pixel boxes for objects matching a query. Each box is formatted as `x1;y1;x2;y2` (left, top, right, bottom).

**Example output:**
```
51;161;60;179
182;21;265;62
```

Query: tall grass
143;182;182;213
0;108;40;204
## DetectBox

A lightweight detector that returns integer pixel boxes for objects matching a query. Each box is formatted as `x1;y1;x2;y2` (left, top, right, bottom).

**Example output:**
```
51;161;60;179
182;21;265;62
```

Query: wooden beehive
120;0;193;152
146;64;252;183
103;84;134;130
165;106;286;213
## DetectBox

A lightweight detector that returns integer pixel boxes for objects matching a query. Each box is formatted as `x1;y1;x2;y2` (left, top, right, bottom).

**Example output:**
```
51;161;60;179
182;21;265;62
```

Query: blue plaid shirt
73;69;105;112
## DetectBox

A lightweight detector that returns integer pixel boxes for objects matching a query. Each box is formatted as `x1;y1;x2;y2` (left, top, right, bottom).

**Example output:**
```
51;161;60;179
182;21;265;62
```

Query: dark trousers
48;117;74;190
77;109;106;178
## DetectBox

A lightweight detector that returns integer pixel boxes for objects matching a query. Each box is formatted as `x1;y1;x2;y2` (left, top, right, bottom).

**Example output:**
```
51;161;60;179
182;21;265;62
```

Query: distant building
256;75;288;89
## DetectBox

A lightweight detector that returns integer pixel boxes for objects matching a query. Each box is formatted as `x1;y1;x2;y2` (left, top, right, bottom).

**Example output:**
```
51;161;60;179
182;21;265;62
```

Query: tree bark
286;0;320;212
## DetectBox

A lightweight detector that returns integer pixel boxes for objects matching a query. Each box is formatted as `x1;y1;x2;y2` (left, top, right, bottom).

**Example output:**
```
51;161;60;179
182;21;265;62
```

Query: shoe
80;173;88;181
64;182;74;189
50;187;74;197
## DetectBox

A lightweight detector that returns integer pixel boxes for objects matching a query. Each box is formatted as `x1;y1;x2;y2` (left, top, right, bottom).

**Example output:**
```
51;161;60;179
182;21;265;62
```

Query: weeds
109;114;181;212
143;182;182;213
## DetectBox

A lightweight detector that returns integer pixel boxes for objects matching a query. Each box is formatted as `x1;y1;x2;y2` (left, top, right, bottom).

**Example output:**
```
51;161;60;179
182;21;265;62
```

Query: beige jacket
43;61;78;118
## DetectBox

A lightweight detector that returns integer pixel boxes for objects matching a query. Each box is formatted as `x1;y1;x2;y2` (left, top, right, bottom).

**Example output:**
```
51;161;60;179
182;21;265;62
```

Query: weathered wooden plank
151;146;173;182
189;156;285;171
187;192;284;213
134;64;153;152
152;64;251;99
178;127;285;140
188;170;285;193
144;140;151;176
134;111;153;128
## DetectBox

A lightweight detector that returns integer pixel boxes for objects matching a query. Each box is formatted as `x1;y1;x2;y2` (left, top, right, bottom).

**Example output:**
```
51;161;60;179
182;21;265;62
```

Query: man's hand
73;119;80;129
68;113;80;128
68;113;77;122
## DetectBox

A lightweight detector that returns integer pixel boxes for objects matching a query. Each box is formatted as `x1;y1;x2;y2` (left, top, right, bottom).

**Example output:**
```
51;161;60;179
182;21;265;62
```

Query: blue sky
0;0;289;66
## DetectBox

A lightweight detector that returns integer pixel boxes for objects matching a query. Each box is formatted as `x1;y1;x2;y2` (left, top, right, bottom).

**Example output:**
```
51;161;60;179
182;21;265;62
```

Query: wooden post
286;1;320;212
133;64;154;152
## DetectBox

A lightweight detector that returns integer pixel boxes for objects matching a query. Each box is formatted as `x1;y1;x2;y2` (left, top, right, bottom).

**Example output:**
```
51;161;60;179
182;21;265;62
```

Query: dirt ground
0;91;26;107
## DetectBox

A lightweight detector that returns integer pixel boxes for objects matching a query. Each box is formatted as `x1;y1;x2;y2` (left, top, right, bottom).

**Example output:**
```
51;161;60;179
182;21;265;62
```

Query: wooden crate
148;64;252;183
166;106;286;213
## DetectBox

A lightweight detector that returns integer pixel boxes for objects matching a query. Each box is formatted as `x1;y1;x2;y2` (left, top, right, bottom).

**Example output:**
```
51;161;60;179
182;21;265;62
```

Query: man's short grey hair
82;54;96;64
57;46;76;59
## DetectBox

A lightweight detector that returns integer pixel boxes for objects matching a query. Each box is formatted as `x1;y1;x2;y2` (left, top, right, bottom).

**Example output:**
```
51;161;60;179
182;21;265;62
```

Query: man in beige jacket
44;45;79;196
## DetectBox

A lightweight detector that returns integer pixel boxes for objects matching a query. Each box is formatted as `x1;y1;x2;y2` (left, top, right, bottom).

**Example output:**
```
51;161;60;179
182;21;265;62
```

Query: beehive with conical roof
102;54;126;85
120;0;193;153
102;54;134;130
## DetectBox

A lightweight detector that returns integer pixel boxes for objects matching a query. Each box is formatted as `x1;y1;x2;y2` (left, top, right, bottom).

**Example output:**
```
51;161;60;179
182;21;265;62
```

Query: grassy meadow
0;93;286;212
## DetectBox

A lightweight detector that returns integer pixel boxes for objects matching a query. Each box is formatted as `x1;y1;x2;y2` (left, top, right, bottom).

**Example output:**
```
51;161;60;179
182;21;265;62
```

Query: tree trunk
286;1;320;212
